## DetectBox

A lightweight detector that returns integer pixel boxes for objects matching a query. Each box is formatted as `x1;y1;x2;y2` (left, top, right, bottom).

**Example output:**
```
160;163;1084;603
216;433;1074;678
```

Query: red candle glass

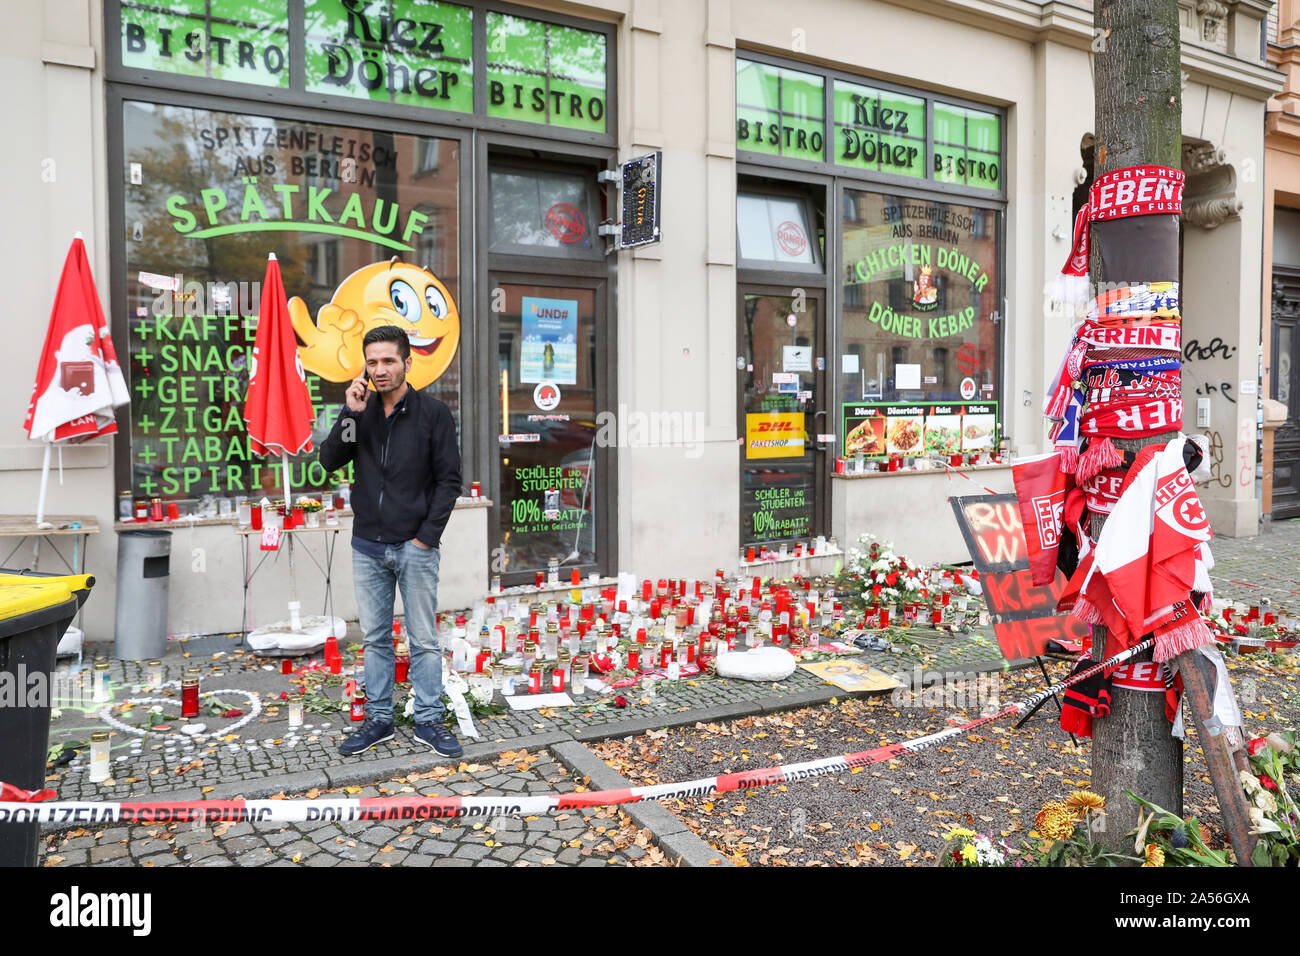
181;676;199;718
879;607;890;628
535;571;545;588
571;568;580;585
250;506;263;530
627;647;640;671
350;693;366;722
166;501;180;521
281;659;293;674
292;506;304;528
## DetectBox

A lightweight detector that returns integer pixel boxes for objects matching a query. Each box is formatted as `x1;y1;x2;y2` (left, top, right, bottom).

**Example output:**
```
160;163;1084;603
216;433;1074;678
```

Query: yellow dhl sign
746;412;805;459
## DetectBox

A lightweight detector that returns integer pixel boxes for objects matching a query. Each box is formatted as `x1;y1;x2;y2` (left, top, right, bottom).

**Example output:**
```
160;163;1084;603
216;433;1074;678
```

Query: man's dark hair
363;325;411;361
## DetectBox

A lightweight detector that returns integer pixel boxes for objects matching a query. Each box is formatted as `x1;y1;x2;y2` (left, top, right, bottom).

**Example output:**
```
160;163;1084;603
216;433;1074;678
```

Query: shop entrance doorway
737;289;828;549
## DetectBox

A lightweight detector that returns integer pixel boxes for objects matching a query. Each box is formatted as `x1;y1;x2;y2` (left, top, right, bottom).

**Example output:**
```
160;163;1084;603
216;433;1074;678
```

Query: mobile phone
363;370;375;391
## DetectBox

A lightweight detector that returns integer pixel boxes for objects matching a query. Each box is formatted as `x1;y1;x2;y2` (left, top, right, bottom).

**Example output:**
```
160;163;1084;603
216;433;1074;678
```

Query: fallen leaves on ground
590;652;1300;867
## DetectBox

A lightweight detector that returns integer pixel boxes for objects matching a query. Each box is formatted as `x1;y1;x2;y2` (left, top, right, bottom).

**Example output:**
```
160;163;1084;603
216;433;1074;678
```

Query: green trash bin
0;569;93;867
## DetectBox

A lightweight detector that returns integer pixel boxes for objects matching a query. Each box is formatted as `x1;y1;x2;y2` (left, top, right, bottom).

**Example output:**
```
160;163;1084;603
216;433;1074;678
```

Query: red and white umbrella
23;234;129;525
243;252;314;510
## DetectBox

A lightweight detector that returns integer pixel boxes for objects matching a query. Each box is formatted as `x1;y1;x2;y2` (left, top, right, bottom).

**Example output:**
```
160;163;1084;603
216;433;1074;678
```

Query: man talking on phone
320;325;464;758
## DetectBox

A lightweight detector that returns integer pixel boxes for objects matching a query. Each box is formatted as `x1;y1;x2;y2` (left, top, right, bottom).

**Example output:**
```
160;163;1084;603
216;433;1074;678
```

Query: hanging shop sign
620;152;662;248
116;1;609;134
841;402;997;459
736;57;1002;192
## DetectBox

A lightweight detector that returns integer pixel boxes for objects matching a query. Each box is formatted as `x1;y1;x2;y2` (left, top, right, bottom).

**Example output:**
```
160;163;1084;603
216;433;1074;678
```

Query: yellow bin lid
0;577;75;618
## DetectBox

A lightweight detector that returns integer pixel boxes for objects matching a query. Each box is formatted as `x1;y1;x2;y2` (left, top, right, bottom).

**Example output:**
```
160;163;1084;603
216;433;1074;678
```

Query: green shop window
120;0;290;87
485;12;607;132
303;0;474;111
933;102;1001;191
115;2;611;137
833;79;924;179
735;59;825;163
736;57;1003;195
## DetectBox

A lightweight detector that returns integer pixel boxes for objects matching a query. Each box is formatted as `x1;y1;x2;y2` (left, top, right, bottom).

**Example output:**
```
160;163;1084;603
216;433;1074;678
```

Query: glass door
492;280;601;579
738;289;826;547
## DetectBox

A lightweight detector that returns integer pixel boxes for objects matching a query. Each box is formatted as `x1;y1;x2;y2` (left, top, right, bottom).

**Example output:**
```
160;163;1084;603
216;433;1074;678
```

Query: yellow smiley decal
289;257;460;390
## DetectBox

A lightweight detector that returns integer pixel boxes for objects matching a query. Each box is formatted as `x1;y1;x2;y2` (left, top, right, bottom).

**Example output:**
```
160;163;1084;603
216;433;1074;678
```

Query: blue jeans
352;540;444;725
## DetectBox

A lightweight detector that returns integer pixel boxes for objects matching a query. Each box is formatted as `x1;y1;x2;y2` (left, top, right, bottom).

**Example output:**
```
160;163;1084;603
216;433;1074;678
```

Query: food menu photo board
841;402;998;459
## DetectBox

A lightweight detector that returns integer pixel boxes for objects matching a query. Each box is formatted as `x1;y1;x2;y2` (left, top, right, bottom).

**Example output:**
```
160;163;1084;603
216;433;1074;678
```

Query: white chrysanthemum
469;685;492;708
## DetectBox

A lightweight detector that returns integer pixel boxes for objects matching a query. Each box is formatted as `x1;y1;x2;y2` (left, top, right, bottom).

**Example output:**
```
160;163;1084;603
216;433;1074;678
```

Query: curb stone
549;739;730;867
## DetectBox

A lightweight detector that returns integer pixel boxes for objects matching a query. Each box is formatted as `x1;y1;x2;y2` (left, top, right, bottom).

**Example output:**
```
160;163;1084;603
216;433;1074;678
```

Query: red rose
872;585;882;597
279;691;288;700
221;709;243;718
1247;737;1268;756
1259;774;1278;790
614;695;628;709
886;573;898;586
1234;623;1249;635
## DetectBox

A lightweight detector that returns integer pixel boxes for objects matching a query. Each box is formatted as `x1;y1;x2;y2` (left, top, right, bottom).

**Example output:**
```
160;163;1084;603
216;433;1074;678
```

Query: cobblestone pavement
44;625;1003;805
32;525;1292;864
42;750;669;868
1206;516;1300;612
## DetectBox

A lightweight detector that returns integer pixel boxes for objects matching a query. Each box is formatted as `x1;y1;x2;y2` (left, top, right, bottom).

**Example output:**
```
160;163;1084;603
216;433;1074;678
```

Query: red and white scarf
1069;436;1216;662
1050;166;1185;310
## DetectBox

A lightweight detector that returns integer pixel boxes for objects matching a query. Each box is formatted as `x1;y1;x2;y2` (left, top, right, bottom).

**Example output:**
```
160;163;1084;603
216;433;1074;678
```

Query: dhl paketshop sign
746;412;805;459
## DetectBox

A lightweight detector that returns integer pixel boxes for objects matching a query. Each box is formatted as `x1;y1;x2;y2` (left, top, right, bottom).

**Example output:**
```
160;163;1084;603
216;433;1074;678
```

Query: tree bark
1088;0;1184;854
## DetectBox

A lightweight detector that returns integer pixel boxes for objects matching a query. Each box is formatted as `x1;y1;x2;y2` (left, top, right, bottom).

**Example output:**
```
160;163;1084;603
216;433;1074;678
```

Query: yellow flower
1035;801;1078;841
1065;790;1105;812
960;844;978;863
1142;843;1165;867
946;828;976;841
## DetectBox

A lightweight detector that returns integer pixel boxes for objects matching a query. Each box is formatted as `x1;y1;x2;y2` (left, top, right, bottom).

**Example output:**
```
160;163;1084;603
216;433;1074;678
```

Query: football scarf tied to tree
1013;163;1235;740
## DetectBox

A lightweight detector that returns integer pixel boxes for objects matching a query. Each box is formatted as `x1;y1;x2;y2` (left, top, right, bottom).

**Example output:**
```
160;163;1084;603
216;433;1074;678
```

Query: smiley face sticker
289;257;460;390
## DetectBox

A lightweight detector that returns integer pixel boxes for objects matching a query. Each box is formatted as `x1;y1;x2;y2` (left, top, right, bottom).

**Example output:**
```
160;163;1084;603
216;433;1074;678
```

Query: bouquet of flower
1241;731;1300;866
296;496;324;513
841;533;927;607
940;827;1015;867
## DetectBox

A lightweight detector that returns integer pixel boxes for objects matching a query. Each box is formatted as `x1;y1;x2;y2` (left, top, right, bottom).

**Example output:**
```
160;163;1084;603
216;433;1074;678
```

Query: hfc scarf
1071;437;1217;661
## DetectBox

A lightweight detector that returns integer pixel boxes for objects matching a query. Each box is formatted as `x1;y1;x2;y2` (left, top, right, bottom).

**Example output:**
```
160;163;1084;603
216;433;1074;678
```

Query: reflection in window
121;100;461;502
841;187;1000;403
489;167;595;252
737;193;816;266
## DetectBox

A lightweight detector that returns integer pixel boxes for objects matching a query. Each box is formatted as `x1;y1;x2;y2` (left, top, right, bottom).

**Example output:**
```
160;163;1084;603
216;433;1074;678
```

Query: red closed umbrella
243;253;314;507
24;233;129;526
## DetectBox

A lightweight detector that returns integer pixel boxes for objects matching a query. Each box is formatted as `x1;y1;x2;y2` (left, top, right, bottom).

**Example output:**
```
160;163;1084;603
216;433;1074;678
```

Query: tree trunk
1088;0;1183;854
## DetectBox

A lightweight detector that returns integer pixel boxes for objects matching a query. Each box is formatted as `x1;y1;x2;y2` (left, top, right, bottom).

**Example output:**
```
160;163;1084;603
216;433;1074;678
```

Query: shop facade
1265;0;1300;522
5;0;1279;641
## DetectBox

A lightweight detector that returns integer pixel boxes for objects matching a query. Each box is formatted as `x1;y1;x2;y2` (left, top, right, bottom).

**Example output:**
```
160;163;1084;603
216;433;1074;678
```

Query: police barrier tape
0;640;1154;826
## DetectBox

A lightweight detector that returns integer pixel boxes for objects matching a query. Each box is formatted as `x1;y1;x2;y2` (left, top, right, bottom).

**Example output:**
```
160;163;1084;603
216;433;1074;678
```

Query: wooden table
0;514;100;639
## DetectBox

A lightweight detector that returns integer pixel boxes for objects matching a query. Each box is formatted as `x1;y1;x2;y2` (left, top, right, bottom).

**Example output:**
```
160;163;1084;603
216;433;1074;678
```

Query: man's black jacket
318;387;462;549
